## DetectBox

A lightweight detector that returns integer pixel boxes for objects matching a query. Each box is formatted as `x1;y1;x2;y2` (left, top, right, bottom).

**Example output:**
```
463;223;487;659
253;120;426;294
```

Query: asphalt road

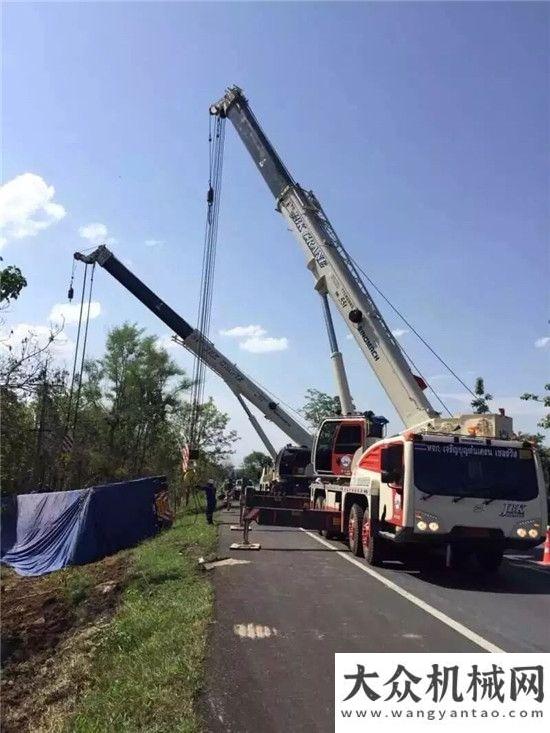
201;507;550;733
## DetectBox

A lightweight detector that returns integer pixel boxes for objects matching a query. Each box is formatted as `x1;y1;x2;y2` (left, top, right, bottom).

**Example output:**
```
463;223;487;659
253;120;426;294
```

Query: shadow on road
251;547;348;553
386;552;550;595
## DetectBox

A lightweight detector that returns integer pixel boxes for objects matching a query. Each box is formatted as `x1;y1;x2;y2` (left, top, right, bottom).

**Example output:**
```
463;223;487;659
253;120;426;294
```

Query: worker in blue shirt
201;479;217;524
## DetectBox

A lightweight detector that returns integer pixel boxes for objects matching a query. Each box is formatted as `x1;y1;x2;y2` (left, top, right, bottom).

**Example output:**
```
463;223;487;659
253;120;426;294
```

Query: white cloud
535;337;550;349
1;322;74;361
220;324;288;353
392;328;409;339
0;173;66;248
239;336;289;353
49;301;101;325
145;239;164;247
79;222;117;247
345;333;354;340
220;325;267;338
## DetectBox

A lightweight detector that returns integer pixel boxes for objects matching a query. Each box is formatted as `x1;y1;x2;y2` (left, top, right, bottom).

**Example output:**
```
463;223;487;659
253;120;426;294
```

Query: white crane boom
210;87;439;428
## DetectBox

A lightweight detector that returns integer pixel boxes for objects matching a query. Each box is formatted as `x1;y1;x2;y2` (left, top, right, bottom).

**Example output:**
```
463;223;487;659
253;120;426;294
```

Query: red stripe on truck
358;446;382;471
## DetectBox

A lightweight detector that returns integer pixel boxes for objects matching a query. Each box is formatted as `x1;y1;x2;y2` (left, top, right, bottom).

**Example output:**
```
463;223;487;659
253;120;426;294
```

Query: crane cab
273;445;313;495
313;414;388;478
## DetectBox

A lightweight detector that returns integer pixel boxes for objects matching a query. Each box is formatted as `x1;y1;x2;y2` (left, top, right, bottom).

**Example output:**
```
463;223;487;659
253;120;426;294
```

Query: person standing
201;479;217;524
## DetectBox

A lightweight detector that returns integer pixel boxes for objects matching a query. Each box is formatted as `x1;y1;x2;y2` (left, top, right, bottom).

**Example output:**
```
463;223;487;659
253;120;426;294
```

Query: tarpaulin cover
1;476;170;576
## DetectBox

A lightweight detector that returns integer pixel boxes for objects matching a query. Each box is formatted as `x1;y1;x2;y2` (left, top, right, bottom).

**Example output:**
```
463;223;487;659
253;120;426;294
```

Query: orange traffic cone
539;527;550;566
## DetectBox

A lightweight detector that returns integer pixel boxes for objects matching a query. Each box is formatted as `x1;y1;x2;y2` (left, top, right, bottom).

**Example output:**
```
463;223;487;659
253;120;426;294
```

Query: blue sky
2;1;549;462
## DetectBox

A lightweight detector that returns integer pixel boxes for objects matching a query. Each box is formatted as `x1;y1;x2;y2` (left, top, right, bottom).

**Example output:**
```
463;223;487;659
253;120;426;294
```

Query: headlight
415;511;441;533
513;519;541;540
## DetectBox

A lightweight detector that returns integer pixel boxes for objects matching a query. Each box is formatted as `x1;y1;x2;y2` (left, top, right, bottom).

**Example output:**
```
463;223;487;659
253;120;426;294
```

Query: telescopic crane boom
74;246;312;453
210;87;439;429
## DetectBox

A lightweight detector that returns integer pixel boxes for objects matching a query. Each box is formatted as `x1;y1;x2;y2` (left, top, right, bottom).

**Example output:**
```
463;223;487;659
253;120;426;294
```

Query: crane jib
226;101;294;200
73;245;313;449
101;253;194;341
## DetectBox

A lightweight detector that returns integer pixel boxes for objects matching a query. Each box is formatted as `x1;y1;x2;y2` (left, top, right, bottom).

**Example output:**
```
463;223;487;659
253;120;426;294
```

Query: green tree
520;384;550;431
240;451;273;485
0;322;65;393
0;387;36;492
0;365;69;493
1;322;240;496
0;258;27;306
0;315;69;493
178;398;238;463
302;388;341;429
471;377;493;414
78;323;192;484
519;385;549;492
175;399;239;503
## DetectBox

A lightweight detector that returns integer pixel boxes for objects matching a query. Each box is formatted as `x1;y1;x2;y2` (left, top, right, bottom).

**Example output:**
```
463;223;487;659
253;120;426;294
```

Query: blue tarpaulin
1;476;171;576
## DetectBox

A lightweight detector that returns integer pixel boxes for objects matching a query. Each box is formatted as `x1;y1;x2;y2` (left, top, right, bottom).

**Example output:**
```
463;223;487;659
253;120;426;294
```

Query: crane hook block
67;286;74;301
207;186;214;205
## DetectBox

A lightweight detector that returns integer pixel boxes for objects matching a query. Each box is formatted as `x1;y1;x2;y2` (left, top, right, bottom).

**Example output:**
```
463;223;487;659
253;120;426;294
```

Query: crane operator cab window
315;420;340;474
314;419;365;476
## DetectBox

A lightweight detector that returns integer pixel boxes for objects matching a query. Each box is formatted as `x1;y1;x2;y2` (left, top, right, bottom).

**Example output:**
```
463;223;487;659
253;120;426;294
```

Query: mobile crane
73;246;313;474
210;86;547;570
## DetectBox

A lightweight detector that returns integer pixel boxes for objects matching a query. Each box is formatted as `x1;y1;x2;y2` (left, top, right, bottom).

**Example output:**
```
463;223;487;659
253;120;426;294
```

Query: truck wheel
348;504;364;557
362;506;384;566
315;496;325;535
475;545;504;573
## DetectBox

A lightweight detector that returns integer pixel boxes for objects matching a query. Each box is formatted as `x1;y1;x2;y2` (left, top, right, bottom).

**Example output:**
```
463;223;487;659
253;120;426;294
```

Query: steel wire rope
348;253;476;399
65;263;88;435
72;262;96;436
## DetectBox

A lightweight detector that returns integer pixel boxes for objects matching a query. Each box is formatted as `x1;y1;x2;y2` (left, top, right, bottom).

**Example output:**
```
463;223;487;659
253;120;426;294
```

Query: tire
362;505;385;566
315;496;325;535
474;544;504;573
348;503;364;557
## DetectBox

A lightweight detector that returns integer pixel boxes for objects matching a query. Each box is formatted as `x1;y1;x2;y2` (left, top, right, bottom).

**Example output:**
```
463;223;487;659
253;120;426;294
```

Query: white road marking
233;623;279;639
301;529;505;653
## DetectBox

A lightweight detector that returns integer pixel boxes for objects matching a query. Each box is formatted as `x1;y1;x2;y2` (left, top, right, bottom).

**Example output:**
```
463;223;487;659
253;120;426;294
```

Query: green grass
61;568;94;606
66;513;217;733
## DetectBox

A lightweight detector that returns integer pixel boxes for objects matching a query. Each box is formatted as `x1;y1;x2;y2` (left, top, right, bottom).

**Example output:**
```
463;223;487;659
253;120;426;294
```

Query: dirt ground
1;555;129;733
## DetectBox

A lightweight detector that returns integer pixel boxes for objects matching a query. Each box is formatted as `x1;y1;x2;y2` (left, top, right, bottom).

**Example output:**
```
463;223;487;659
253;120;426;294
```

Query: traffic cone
539;527;550;566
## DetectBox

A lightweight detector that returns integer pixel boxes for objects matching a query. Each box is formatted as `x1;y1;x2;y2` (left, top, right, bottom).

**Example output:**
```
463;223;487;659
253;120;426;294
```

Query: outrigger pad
230;542;261;551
